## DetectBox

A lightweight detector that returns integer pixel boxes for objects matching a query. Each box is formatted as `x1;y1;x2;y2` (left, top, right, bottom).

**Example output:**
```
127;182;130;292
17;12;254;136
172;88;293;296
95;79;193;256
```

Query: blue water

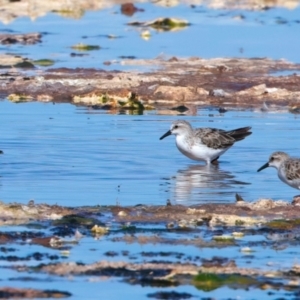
0;99;299;206
0;3;299;70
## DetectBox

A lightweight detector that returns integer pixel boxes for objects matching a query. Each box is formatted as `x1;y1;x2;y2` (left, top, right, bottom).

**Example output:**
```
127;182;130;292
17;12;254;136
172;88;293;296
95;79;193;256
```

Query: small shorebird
257;151;300;190
159;120;252;164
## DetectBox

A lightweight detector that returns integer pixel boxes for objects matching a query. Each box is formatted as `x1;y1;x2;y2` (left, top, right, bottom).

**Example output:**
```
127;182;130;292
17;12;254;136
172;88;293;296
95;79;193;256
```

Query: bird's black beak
257;162;269;172
159;130;172;140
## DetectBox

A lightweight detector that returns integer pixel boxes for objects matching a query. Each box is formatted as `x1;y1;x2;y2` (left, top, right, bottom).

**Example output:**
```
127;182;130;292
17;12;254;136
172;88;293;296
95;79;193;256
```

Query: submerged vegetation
266;218;300;230
193;273;258;291
71;43;101;51
128;17;190;31
33;59;55;67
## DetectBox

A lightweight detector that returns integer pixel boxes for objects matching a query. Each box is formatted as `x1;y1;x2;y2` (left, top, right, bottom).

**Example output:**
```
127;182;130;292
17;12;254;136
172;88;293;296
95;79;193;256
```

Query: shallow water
1;221;299;300
0;3;300;70
1;99;300;206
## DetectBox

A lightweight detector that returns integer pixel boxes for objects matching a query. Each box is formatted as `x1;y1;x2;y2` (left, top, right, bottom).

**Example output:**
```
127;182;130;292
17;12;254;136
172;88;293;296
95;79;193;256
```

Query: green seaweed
33;59;55;67
120;92;145;114
193;273;257;291
129;18;190;31
266;219;300;230
53;9;84;18
71;43;101;51
193;273;224;291
101;94;110;104
150;18;189;30
235;219;245;226
213;235;235;244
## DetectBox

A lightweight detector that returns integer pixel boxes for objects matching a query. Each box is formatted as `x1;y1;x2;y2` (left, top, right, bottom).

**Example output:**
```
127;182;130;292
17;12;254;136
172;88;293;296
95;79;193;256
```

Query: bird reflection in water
169;164;249;203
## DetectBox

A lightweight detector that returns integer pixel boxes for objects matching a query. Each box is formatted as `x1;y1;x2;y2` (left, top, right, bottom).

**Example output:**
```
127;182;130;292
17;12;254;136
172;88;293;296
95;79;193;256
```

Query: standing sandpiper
159;120;252;165
257;151;300;204
258;151;300;190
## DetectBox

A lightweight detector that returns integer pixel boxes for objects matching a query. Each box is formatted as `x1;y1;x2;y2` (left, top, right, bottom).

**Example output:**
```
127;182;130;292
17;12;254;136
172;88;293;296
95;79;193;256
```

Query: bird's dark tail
226;126;252;141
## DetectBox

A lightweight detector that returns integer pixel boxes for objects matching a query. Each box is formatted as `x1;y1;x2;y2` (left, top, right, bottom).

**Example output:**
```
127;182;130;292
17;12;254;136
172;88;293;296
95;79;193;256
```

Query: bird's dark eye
270;157;274;161
174;125;178;129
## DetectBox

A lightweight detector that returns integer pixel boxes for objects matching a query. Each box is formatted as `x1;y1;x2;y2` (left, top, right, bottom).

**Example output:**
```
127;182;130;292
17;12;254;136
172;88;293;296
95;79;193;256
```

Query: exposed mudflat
2;55;300;113
1;198;300;227
0;199;300;298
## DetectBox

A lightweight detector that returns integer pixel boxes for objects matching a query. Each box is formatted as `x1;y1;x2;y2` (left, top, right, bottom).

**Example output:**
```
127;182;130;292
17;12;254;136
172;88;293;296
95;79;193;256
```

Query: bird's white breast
175;135;227;162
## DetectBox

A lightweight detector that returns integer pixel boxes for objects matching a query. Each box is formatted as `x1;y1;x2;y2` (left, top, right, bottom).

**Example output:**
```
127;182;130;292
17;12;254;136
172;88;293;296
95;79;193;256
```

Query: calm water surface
1;99;299;206
0;3;299;70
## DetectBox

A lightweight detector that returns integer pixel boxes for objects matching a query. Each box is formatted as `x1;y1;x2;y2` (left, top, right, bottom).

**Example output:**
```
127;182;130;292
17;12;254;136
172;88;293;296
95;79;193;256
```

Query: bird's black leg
211;156;220;165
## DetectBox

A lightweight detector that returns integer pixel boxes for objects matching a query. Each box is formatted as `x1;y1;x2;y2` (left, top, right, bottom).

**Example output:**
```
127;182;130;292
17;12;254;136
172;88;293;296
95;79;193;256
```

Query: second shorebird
160;120;252;164
257;151;300;190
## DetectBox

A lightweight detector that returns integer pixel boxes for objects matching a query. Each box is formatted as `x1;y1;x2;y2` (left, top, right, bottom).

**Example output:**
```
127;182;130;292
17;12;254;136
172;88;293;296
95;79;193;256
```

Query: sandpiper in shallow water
159;120;252;164
257;151;300;191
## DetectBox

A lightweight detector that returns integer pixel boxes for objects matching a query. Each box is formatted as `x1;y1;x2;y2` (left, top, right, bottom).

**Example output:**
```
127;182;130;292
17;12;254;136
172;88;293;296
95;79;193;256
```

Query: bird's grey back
284;158;300;181
193;128;236;149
